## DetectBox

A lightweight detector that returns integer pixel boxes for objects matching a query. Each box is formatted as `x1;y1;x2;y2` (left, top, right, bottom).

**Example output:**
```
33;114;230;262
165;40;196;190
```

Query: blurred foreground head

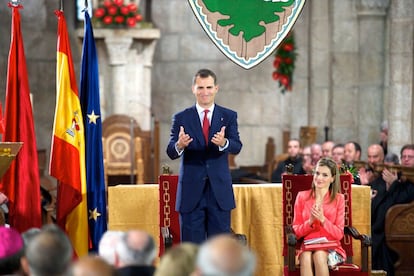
24;224;73;276
194;234;256;276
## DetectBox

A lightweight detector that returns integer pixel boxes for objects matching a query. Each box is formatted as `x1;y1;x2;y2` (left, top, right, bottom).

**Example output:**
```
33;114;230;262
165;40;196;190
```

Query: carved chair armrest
285;225;303;271
161;227;173;251
344;226;371;272
285;225;297;246
345;226;371;247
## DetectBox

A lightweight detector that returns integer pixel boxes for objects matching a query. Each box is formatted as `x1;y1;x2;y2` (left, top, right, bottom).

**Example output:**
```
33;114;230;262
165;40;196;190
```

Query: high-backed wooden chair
282;174;371;275
385;200;414;275
102;115;146;185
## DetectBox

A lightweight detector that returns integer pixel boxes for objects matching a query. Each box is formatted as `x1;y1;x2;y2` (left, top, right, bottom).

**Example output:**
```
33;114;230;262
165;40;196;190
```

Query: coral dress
292;190;346;259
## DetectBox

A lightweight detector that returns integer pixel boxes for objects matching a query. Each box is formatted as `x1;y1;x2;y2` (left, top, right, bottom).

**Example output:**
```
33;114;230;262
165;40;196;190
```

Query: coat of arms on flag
188;0;305;69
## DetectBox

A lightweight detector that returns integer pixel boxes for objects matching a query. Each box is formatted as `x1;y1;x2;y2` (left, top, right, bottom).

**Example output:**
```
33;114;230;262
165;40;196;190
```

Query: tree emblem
188;0;305;69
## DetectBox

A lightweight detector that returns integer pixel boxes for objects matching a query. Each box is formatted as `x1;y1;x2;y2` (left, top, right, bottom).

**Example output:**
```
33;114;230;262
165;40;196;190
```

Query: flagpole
59;0;63;11
130;118;135;184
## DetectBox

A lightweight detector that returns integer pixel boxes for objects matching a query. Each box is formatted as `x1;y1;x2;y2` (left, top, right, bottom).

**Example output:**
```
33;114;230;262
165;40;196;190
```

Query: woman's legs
312;250;329;276
299;251;313;276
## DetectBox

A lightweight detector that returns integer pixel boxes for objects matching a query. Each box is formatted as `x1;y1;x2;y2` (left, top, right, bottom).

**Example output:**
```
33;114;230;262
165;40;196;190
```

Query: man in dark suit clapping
166;69;242;244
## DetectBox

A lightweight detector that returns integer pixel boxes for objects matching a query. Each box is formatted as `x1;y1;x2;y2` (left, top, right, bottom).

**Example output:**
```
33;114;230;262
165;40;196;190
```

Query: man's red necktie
202;109;210;145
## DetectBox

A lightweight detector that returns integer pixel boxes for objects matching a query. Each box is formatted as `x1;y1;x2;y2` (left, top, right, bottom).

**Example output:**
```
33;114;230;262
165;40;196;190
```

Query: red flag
49;10;88;256
0;102;5;134
1;3;42;232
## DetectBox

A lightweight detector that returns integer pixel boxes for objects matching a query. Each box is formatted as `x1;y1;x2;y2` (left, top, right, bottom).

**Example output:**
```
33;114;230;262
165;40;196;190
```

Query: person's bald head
115;229;156;267
194;234;256;276
367;144;384;164
72;255;115;276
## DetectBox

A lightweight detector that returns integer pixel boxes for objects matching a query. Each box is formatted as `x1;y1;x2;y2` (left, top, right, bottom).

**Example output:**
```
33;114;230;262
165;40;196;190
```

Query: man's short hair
25;224;73;276
193;69;217;85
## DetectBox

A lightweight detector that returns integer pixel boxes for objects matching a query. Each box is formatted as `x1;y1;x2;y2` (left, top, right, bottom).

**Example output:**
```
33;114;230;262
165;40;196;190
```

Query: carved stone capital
357;0;390;16
105;36;134;65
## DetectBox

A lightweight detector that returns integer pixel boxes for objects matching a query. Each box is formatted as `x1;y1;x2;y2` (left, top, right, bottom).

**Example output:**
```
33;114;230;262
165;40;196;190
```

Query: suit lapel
189;106;205;145
211;105;223;137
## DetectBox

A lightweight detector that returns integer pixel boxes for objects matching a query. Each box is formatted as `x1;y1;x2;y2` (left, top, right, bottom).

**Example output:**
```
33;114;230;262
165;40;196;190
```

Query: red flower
120;6;129;15
273;56;282;68
127;17;137;27
103;0;112;8
94;8;105;18
128;3;137;12
108;5;118;15
135;14;143;22
283;43;294;51
272;71;279;80
279;75;289;87
113;0;123;6
103;15;113;25
115;16;125;24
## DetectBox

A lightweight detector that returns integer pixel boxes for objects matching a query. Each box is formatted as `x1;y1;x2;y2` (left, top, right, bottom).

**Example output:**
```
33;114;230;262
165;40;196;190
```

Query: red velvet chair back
159;174;181;255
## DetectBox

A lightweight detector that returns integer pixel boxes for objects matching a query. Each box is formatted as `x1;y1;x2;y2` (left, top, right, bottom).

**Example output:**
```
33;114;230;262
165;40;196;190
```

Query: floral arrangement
94;0;143;28
272;32;296;93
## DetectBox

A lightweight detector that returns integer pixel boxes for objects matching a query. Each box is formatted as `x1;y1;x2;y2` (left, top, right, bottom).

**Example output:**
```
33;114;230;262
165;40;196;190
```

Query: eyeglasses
401;155;414;159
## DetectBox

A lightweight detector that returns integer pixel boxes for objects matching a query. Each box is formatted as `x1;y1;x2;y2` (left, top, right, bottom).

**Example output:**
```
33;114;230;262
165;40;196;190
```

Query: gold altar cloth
108;184;371;276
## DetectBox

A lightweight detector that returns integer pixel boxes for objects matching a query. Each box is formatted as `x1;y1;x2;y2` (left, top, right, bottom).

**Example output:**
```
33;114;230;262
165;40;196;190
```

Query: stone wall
0;0;412;177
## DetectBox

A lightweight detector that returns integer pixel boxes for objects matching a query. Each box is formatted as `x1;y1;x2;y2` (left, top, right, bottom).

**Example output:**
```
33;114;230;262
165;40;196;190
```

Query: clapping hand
212;126;227;147
177;126;193;150
310;202;325;225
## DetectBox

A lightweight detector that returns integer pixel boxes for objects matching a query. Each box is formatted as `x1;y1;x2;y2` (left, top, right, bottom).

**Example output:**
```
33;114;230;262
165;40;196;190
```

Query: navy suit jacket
166;104;242;213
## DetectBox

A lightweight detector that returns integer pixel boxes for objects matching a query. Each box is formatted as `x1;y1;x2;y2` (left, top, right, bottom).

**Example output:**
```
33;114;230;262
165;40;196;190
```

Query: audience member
192;234;256;276
371;144;414;276
359;144;384;185
21;224;73;276
344;141;362;184
99;230;124;266
322;141;335;158
0;192;8;226
331;144;345;166
344;141;362;165
21;228;41;246
384;152;399;165
72;255;116;276
155;242;199;276
310;143;323;166
114;230;157;276
0;226;24;275
379;121;388;155
292;157;346;275
271;139;306;182
302;146;313;174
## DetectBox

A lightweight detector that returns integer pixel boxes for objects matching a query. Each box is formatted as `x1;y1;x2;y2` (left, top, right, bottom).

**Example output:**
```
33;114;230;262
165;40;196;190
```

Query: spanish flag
49;10;88;256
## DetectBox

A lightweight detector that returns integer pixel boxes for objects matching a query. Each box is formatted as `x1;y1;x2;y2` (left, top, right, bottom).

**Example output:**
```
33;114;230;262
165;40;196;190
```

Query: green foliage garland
272;32;296;93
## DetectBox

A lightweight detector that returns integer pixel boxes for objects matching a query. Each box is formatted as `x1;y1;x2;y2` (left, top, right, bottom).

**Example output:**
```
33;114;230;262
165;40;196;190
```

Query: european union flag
79;11;107;251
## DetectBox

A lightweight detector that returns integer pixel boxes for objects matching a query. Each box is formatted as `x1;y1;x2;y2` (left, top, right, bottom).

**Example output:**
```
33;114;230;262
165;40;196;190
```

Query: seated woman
292;157;346;276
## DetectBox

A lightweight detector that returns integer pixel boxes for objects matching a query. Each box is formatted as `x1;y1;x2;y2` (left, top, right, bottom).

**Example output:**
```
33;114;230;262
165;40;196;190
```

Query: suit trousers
179;178;231;244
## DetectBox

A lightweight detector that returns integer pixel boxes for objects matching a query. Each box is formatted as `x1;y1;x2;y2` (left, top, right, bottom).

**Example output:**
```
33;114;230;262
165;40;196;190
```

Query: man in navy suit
166;69;242;244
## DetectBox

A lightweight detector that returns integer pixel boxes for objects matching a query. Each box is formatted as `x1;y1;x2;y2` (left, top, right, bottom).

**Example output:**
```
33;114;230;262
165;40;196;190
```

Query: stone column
105;36;133;114
388;0;414;154
356;0;390;152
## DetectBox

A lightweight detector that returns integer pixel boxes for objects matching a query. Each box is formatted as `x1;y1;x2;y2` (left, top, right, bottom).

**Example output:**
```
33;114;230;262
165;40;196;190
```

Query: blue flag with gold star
79;11;107;251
